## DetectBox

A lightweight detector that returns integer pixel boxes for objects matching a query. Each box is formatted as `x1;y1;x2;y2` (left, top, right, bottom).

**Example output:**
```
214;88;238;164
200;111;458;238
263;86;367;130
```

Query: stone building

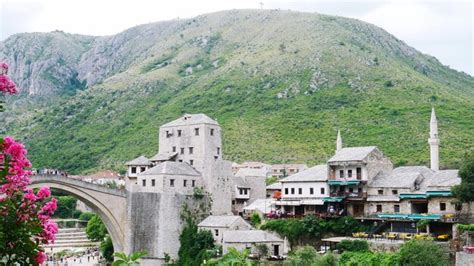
231;161;272;175
276;165;329;216
222;230;287;257
198;215;252;244
270;164;308;178
231;168;267;215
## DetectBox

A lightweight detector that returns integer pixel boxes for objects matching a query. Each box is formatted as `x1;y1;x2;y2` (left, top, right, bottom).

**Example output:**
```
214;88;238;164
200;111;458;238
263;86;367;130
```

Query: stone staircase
45;228;99;251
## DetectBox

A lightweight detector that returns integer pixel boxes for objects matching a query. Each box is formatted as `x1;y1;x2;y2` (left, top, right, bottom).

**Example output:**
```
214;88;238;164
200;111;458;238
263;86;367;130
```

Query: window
321;187;325;194
378;190;384;195
358;187;362;193
285;188;289;195
179;159;183;162
131;167;137;174
291;188;295;194
192;180;196;187
172;146;176;152
177;130;182;137
339;170;344;178
183;180;187;187
170;179;175;187
392;190;398;195
195;128;199;136
348;170;353;178
217;147;220;155
180;148;184;155
376;205;382;212
298;188;302;195
166;130;171;138
151;179;155;187
440;202;446;211
142;179;146;187
140;167;146;172
244;189;248;195
349;187;354;193
215;229;219;236
189;147;194;154
394;204;400;213
310;188;314;195
190;160;194;166
210;129;214;136
356;167;362;179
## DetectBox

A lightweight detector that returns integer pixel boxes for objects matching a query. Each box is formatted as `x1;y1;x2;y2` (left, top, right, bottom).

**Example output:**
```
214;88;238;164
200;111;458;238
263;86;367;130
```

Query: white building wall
281;181;329;199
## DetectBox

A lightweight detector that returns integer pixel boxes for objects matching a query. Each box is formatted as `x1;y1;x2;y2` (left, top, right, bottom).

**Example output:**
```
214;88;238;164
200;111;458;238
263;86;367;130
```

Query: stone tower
158;114;232;214
428;108;440;171
336;130;343;153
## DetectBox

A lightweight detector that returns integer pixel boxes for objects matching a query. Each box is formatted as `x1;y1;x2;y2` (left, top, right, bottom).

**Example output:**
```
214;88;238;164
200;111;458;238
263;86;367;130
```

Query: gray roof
243;199;276;213
266;182;282;190
234;176;250;188
150;152;177;162
235;168;268;178
126;156;152;166
223;230;283;243
369;166;433;188
198;215;248;228
139;161;200;176
328;146;378;162
427;170;460;190
161;114;218;128
280;165;327;182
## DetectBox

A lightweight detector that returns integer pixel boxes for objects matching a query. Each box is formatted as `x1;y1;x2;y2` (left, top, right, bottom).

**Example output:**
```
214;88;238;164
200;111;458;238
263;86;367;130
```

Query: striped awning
399;194;427;199
328;180;360;186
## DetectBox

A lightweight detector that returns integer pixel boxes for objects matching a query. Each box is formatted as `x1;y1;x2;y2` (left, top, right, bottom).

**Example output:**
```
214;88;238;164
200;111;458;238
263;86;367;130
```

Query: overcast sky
0;0;472;75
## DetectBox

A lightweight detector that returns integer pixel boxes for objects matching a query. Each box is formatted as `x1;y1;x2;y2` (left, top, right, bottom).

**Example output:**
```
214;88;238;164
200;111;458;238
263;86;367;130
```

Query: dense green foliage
78;212;95;221
458;224;474;232
261;216;367;247
339;251;400;266
54;196;78;218
205;248;254;266
3;10;473;174
85;214;107;242
285;246;337;266
177;215;215;265
337;240;369;252
398;240;448;266
101;235;114;262
250;213;262;227
452;151;474;202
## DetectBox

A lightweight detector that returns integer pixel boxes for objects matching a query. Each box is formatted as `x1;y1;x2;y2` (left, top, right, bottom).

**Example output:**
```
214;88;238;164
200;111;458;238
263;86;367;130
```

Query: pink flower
23;191;36;201
35;251;46;264
40;198;57;216
37;187;51;200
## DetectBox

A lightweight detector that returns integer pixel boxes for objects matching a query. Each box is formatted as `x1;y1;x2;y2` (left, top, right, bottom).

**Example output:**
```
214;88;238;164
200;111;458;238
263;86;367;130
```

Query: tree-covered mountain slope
1;9;473;174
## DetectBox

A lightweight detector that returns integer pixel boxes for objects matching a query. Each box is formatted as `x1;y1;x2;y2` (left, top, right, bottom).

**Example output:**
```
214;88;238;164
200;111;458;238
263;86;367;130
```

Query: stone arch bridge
29;175;127;252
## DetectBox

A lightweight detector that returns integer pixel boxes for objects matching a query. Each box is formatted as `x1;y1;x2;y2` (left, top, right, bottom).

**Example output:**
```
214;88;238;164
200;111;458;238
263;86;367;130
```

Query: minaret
336;130;343;153
428;108;440;171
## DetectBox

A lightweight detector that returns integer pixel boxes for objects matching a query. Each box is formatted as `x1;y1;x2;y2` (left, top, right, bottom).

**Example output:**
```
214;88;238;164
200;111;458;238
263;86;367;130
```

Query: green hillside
2;10;473;174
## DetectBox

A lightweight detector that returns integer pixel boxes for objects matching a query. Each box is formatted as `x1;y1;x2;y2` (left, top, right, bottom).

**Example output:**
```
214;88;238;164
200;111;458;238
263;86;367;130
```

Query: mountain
1;9;473;174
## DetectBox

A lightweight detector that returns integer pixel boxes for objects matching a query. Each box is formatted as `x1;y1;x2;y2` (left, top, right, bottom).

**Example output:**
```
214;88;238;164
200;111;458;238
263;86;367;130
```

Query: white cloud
0;0;472;74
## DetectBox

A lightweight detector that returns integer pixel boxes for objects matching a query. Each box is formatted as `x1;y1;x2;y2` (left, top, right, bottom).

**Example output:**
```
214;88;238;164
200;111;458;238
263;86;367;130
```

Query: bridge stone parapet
29;175;128;252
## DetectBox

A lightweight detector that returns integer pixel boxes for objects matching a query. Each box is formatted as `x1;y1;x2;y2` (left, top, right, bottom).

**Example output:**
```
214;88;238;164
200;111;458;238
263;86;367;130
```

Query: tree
452;151;474;203
85;214;107;242
254;243;268;258
177;211;215;265
205;247;254;265
337;240;369;252
250;212;262;227
284;246;318;266
112;251;147;266
398;240;448;266
1;68;58;266
101;235;115;262
54;195;77;218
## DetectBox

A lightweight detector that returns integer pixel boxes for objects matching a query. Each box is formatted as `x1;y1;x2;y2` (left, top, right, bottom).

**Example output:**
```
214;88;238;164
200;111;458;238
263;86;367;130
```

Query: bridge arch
29;175;127;252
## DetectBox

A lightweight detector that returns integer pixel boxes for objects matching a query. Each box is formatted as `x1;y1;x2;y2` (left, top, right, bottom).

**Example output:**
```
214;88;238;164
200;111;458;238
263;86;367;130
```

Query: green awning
377;213;409;219
328;180;360;186
323;197;344;203
376;213;441;221
407;214;441;220
426;191;453;197
399;194;427;199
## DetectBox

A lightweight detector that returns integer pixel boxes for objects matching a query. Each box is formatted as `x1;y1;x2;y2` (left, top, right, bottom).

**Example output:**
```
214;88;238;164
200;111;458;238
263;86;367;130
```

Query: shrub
338;240;369;252
398;240;448;266
250;212;262;227
85;214;107;242
79;212;95;221
101;235;114;262
284;246;318;266
339;251;400;266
